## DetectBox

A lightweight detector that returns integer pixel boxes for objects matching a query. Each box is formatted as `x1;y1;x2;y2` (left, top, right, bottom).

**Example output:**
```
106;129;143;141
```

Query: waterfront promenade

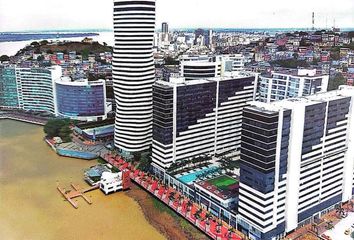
0;111;48;125
101;153;245;240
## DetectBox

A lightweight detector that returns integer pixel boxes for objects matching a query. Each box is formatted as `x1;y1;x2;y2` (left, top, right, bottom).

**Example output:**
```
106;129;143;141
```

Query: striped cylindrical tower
113;0;156;153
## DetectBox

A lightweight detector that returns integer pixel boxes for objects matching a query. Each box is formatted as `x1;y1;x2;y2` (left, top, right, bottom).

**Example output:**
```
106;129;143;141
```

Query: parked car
344;229;350;235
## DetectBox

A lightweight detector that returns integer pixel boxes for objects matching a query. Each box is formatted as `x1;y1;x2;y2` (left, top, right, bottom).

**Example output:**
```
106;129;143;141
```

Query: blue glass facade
153;84;174;145
56;82;105;118
0;68;19;108
176;82;217;136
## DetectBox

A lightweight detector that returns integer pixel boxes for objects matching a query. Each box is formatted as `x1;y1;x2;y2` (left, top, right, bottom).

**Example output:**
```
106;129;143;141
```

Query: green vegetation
137;152;152;171
39;41;112;56
164;56;179;65
81;49;90;60
88;73;107;81
207;175;238;190
59;125;72;142
271;59;310;68
30;41;40;47
168;155;211;175
40;40;49;45
151;198;203;238
97;158;107;164
328;73;347;91
106;86;114;99
0;55;10;62
44;119;72;142
37;55;44;62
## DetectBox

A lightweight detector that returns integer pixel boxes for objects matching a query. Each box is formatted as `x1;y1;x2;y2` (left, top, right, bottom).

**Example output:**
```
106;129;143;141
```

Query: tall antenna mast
312;12;315;31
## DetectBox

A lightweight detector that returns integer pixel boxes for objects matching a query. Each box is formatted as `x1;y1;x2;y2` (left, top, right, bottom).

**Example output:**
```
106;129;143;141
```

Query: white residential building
238;86;354;240
258;69;329;103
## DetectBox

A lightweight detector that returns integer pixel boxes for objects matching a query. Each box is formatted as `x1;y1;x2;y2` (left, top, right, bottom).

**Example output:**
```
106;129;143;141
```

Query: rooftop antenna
312;12;315;31
325;16;328;30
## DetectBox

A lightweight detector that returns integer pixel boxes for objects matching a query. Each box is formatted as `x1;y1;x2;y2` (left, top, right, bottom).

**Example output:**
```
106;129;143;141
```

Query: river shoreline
0;118;207;240
0;119;165;240
126;184;208;240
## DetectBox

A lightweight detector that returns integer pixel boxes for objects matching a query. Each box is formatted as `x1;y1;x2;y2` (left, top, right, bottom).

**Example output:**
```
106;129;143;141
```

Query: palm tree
194;210;201;224
177;195;184;207
169;194;175;205
227;227;235;239
312;223;319;235
326;220;334;230
186;200;193;216
217;220;223;231
205;212;212;231
336;205;346;218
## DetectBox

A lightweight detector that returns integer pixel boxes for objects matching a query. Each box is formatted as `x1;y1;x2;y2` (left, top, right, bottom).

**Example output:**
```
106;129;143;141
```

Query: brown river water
0;120;165;240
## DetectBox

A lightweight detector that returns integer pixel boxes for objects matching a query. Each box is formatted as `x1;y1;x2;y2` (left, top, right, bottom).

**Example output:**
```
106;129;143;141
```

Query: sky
0;0;353;32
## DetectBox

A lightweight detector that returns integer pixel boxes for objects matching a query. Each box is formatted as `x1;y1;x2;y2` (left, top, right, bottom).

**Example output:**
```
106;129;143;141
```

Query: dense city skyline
0;0;353;32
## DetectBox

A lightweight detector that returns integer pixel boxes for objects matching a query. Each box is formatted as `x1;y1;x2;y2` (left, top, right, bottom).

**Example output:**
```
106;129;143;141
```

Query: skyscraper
113;0;156;153
238;87;354;240
161;22;168;33
151;72;257;173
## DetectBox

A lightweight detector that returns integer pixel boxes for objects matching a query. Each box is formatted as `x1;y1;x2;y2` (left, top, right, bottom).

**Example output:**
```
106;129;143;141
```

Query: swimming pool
178;166;219;184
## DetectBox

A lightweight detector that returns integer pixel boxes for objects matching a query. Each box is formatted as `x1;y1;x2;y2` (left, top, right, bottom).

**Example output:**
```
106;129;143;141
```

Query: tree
37;55;44;62
40;40;49;45
271;58;310;68
81;49;90;60
137;152;152;171
0;55;10;62
164;56;179;65
330;51;340;61
43;119;70;138
328;73;347;91
59;125;72;143
30;41;39;47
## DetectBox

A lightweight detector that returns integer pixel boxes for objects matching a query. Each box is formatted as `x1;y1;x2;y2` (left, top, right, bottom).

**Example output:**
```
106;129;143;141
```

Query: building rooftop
261;68;327;78
195;175;239;200
249;85;354;112
155;71;255;87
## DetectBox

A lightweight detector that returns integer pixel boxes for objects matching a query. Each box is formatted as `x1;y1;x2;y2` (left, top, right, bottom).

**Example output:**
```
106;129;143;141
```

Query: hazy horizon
0;0;353;32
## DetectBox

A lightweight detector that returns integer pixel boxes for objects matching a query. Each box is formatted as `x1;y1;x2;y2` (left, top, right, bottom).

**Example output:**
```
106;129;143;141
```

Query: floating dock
57;183;99;209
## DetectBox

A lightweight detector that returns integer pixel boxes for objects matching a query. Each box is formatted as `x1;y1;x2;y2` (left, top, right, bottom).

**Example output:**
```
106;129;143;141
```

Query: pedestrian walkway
102;153;245;240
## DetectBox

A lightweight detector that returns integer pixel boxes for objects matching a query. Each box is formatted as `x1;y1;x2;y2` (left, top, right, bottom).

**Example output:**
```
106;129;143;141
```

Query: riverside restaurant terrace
101;153;245;240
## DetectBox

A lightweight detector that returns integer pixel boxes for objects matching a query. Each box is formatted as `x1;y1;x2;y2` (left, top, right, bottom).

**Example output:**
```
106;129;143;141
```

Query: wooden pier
57;183;99;209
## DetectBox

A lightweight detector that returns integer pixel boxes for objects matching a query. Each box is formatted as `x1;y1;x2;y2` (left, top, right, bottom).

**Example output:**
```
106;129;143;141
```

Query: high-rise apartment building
15;66;62;114
55;77;109;121
162;22;168;33
112;0;156;153
258;69;329;103
1;66;64;114
0;67;19;109
151;73;257;173
238;87;354;240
